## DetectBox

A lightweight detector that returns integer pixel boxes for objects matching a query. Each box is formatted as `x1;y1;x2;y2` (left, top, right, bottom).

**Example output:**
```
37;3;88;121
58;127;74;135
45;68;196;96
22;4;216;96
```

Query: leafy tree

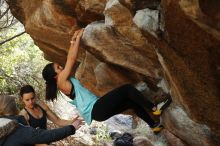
0;1;48;96
0;27;48;95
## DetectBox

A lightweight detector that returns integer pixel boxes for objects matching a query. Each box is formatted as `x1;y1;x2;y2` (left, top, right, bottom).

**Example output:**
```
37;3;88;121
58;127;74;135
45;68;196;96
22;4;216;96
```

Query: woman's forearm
67;36;80;64
59;29;84;83
56;119;74;127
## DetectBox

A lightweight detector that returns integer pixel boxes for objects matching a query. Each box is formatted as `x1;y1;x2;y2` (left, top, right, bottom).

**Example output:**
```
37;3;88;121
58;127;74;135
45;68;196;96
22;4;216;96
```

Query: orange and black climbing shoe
151;123;164;134
152;94;172;116
152;109;162;116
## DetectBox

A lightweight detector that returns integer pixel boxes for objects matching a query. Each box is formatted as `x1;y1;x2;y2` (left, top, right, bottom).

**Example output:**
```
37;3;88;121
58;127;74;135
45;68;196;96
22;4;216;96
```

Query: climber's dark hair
42;63;58;101
114;133;134;146
20;85;35;98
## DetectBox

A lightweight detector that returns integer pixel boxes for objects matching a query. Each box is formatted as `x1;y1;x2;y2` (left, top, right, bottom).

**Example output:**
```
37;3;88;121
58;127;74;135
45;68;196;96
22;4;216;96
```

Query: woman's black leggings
92;84;156;127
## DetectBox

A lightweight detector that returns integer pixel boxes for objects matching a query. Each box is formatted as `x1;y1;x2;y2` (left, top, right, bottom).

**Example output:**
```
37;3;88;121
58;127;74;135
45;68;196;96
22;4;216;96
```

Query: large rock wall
7;0;220;145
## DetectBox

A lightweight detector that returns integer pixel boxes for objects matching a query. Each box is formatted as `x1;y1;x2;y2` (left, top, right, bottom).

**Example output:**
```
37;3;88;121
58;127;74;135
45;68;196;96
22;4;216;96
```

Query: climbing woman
42;28;163;133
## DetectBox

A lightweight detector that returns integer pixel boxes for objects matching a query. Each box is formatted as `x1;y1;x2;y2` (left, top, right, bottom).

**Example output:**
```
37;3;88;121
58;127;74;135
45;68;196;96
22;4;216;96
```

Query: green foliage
0;24;48;96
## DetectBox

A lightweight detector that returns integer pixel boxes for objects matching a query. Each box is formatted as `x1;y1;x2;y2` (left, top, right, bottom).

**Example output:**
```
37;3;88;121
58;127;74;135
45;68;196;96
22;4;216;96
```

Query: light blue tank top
69;77;98;125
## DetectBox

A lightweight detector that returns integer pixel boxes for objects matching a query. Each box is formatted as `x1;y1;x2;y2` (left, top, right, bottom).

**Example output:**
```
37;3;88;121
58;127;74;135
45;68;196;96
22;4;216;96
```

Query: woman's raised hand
70;28;84;44
76;28;84;38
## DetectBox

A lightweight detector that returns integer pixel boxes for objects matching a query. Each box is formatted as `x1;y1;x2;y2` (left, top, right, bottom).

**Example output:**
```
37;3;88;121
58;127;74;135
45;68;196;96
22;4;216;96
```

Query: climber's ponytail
42;63;58;101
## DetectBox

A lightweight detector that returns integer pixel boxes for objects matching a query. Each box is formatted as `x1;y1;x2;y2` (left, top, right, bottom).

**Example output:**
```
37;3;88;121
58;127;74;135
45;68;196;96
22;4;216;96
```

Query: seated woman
0;95;83;146
42;29;163;133
19;85;77;130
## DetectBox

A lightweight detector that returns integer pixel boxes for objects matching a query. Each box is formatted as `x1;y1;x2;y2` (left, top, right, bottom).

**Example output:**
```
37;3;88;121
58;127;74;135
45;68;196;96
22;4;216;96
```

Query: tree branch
0;31;25;45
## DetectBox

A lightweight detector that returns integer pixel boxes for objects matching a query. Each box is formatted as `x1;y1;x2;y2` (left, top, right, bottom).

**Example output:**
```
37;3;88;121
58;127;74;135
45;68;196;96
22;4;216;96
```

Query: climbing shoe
152;109;162;116
151;124;163;134
152;94;172;116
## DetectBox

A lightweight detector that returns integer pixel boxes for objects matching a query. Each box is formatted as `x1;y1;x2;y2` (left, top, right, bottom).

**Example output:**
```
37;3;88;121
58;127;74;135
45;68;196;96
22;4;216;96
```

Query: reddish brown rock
161;129;189;146
133;136;154;146
75;0;106;25
160;0;220;135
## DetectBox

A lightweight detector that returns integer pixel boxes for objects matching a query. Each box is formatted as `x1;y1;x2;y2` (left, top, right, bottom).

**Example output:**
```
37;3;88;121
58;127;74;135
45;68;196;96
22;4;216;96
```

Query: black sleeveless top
24;104;47;129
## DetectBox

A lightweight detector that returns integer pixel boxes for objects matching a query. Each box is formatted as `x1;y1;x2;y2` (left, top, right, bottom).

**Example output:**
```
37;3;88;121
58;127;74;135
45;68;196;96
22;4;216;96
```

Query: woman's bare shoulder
19;109;29;120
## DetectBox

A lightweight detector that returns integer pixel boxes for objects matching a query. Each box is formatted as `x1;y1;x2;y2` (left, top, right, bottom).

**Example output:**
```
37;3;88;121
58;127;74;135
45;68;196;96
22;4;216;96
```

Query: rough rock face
7;0;220;146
